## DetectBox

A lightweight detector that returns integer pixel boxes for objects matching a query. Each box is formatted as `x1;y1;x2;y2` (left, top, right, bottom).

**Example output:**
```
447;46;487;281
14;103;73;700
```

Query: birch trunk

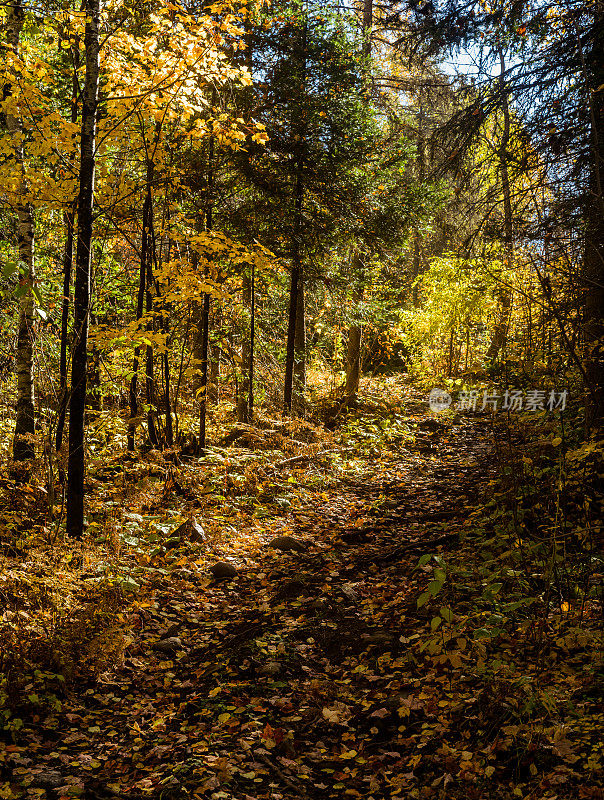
6;0;36;466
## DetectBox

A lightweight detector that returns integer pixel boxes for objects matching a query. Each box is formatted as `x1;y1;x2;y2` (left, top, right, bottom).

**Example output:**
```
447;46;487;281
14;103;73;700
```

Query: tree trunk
56;207;75;452
345;289;362;399
583;3;604;426
198;293;210;450
344;252;364;399
161;237;174;447
343;0;372;400
362;0;372;59
199;135;214;451
66;0;101;538
294;268;306;392
248;260;255;420
411;100;425;307
55;29;80;452
284;16;307;414
144;179;159;448
209;341;220;404
163;351;173;446
283;173;302;413
238;271;251;421
486;50;514;362
6;0;36;467
127;176;151;450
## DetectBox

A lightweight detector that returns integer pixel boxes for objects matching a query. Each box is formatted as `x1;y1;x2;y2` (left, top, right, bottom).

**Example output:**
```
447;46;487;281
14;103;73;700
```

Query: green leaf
2;260;17;279
417;591;431;608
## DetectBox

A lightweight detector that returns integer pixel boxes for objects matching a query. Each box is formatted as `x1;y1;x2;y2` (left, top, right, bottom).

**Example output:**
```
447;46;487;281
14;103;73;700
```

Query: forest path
8;393;510;800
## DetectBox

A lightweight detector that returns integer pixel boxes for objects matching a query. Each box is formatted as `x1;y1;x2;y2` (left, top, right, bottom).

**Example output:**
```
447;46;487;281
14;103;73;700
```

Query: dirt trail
1;410;530;800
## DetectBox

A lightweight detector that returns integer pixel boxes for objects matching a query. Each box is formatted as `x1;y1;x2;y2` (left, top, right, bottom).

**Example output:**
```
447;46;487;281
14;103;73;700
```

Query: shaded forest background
0;0;603;490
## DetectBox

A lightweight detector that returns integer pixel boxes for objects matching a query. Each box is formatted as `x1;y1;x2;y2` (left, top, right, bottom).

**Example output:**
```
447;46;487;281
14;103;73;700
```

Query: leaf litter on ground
1;377;602;800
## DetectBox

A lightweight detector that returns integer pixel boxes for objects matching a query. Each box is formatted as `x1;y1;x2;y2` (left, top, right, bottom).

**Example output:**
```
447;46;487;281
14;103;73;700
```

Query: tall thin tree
6;0;36;468
343;0;372;400
283;10;307;413
583;1;604;426
199;134;214;451
486;48;514;362
66;0;101;538
56;27;81;452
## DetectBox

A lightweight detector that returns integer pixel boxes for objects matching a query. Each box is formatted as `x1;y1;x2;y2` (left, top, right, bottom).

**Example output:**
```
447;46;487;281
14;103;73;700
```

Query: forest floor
1;378;602;800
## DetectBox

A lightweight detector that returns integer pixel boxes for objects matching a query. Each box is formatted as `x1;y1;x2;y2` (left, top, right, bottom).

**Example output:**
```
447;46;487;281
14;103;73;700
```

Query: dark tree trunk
362;0;372;58
66;0;101;538
284;13;307;413
163;350;173;446
248;260;255;420
144;180;159;449
127;178;150;451
199;135;214;451
238;272;251;422
283;170;302;413
56;33;80;452
486;50;514;362
345;253;364;399
583;4;604;426
411;101;425;307
198;292;210;450
294;267;306;392
343;0;372;400
208;340;220;404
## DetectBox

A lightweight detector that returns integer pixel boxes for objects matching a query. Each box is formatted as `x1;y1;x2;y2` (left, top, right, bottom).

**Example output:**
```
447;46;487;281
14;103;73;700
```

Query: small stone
268;535;306;553
171;569;195;582
164;536;182;550
152;637;183;654
340;583;359;602
361;632;394;647
189;518;206;543
33;770;64;789
210;561;237;579
172;517;207;543
160;623;182;639
258;661;281;677
419;417;446;431
274;577;308;599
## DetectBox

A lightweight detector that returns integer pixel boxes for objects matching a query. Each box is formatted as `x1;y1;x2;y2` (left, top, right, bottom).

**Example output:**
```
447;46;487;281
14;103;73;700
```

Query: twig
272;448;353;469
369;533;460;564
255;752;309;797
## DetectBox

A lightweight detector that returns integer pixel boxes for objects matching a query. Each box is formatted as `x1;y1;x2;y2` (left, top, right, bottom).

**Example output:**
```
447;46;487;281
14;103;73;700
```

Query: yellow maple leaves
0;0;266;211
